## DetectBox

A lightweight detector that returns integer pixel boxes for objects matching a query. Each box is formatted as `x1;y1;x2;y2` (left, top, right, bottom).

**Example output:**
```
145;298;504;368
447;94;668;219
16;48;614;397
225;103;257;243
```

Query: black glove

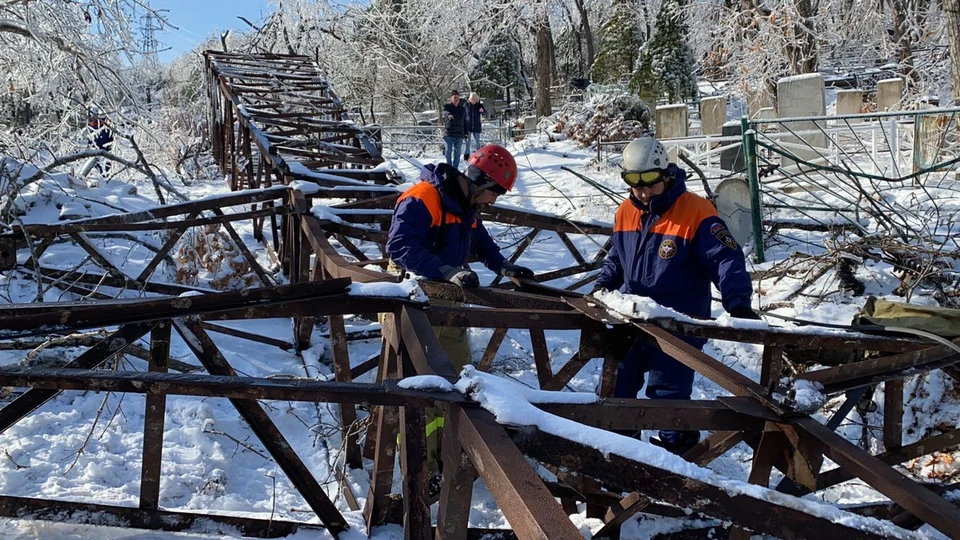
463;153;470;160
440;265;479;288
500;263;534;279
590;284;609;295
729;305;762;320
606;324;636;359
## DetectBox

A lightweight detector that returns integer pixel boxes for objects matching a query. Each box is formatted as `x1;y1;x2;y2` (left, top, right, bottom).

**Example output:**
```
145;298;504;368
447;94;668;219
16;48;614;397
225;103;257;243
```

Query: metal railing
743;107;960;262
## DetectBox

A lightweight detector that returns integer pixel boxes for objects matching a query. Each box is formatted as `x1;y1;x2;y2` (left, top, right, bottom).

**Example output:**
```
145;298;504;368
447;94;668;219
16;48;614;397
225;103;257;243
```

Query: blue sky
149;0;275;63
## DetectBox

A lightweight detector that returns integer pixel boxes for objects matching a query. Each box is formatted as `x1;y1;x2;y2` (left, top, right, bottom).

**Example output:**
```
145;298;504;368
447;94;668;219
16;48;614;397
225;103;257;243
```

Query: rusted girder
798;338;960;393
0;367;473;408
173;318;349;534
536;399;765;432
512;426;914;540
0;279;359;335
0;323;155;434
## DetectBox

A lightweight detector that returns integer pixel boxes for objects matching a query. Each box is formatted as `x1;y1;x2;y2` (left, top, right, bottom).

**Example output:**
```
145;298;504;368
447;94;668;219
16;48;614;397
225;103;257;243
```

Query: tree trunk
573;0;595;72
890;0;915;80
535;10;553;117
945;0;960;103
785;0;818;74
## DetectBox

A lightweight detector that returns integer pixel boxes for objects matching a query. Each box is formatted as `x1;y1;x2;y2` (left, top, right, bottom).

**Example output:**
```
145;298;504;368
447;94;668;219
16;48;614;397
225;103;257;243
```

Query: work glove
463;153;470;160
589;284;609;295
439;265;479;288
728;305;762;320
500;263;534;279
605;324;636;359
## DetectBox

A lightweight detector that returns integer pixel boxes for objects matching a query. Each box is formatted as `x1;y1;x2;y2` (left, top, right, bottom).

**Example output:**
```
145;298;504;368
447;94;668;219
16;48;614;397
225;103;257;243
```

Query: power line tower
140;11;161;67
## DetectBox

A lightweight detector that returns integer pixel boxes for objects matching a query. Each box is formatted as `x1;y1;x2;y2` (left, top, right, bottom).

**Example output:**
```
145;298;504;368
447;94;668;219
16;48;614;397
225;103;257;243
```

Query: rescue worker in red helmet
385;144;533;485
387;143;532;292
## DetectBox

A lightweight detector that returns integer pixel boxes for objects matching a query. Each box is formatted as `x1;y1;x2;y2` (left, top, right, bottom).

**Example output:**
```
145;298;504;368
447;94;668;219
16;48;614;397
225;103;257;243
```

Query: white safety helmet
622;137;668;172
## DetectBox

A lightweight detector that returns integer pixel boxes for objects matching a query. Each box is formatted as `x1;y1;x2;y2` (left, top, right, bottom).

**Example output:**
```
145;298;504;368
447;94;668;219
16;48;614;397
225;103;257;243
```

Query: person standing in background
443;90;468;169
463;92;486;159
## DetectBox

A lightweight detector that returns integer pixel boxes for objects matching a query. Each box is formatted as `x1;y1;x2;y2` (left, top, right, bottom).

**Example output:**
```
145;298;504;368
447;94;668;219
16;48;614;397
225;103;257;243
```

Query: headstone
877;78;904;112
777;73;827;168
720;121;744;174
714;178;753;247
523;116;537;133
699;96;726;136
655;104;689;161
836;89;864;118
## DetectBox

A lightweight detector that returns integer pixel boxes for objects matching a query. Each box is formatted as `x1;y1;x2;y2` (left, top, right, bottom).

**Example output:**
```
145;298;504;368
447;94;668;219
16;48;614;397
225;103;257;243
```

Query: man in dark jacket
595;136;759;456
463;92;486;159
442;90;468;168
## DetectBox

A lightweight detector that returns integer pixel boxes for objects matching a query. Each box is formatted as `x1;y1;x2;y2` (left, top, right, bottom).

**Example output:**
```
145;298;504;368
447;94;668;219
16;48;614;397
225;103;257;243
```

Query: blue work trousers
614;335;705;445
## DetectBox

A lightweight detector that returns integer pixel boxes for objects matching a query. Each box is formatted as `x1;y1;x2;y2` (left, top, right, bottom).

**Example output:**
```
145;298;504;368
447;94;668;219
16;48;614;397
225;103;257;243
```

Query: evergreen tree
630;0;698;103
469;31;524;99
591;0;644;84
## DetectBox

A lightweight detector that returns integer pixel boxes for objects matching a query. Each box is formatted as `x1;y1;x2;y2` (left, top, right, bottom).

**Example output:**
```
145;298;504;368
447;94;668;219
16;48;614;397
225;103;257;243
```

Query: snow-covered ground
0;137;958;539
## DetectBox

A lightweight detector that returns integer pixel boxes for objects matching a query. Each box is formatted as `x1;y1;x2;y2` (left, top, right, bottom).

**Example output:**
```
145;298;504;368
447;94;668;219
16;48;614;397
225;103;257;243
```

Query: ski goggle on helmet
620;169;667;187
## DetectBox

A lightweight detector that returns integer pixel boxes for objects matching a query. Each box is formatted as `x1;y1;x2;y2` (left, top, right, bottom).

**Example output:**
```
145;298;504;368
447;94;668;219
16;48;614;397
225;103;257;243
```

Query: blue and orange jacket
596;165;753;318
386;163;505;279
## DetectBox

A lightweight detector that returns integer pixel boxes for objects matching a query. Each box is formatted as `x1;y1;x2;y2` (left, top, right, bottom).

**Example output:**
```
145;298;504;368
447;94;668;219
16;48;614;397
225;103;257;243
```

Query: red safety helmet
467;144;518;192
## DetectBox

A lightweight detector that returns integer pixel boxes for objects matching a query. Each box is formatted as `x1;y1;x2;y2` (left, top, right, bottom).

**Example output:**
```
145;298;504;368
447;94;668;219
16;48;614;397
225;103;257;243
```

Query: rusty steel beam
536;399;764;432
0;323;155;434
0;367;475;408
173;319;348;534
365;344;401;529
425;305;590;330
479;206;611;235
16;186;291;230
199;322;293;350
0;279;353;336
437;405;477;540
328;314;362;469
793;417;960;537
817;428;960;490
0;494;323;538
457;408;583;539
400;304;584;538
139;322;171;510
512;426;911;540
798;341;960;393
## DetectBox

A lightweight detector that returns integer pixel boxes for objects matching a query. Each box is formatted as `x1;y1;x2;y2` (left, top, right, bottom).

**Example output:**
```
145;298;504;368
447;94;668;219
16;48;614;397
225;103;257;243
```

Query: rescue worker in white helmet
595;136;759;455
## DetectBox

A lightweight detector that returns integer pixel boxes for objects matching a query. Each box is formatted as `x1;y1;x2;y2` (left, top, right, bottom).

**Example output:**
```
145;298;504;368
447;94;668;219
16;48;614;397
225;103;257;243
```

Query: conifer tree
631;0;698;103
469;31;524;99
590;0;644;84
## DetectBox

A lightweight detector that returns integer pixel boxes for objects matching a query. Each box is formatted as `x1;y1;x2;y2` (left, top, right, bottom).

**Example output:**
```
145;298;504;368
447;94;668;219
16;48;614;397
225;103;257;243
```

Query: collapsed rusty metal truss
0;52;956;539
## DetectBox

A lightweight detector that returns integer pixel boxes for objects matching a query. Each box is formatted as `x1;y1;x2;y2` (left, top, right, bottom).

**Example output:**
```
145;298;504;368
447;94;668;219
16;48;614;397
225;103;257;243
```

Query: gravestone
699;96;726;136
720;121;744;174
523;116;537;133
777;73;827;168
836;89;864;118
877;78;904;112
655;104;688;161
714;178;753;247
